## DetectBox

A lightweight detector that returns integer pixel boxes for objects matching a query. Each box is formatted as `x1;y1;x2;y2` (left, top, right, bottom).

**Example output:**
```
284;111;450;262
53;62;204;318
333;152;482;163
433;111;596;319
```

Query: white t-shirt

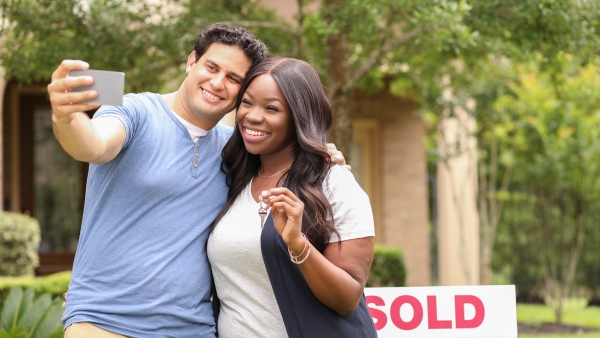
207;165;375;338
172;111;208;141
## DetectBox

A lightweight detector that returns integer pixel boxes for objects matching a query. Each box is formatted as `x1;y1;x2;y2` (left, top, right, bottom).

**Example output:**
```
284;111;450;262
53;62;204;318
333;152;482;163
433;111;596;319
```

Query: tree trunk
479;158;492;285
325;30;352;157
0;70;5;211
555;298;563;325
479;134;513;285
331;90;353;159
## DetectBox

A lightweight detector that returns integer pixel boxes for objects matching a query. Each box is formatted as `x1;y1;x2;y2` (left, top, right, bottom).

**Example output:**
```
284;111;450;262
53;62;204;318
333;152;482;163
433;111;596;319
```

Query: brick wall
354;89;431;286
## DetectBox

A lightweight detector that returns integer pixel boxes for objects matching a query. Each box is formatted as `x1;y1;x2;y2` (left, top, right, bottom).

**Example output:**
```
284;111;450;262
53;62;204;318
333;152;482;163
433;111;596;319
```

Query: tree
299;0;476;155
414;0;600;287
1;0;177;92
0;0;292;92
495;56;600;323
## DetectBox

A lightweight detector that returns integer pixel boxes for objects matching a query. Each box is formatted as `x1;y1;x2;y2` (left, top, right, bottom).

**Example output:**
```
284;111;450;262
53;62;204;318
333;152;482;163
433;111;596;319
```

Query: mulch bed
518;322;600;334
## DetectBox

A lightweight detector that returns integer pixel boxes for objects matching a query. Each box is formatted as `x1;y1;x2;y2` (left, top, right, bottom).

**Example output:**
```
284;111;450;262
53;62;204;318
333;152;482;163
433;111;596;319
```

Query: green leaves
1;0;295;92
0;287;63;338
0;327;27;338
0;287;25;331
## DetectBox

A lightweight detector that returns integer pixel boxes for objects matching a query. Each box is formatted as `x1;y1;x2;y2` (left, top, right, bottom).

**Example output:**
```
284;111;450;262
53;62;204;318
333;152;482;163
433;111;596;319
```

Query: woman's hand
261;188;306;255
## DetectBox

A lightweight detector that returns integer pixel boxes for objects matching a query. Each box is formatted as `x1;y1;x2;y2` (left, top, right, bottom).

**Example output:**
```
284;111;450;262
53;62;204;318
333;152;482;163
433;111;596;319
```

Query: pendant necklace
257;165;291;179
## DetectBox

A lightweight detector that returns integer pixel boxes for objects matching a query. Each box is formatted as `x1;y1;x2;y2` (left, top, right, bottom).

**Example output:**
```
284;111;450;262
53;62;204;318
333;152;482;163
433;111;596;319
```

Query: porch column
437;106;480;285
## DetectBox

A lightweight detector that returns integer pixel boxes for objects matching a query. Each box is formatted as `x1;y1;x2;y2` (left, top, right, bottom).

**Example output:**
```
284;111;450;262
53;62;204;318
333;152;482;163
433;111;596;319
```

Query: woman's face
236;74;296;156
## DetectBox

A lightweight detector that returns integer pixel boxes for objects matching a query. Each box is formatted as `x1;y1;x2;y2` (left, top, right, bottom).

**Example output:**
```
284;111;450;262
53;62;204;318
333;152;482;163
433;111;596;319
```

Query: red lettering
366;296;387;330
427;295;453;329
390;295;423;330
455;295;485;328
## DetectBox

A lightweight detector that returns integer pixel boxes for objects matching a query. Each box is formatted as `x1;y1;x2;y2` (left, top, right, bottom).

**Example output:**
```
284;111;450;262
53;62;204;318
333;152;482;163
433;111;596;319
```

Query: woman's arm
299;237;374;316
262;186;374;316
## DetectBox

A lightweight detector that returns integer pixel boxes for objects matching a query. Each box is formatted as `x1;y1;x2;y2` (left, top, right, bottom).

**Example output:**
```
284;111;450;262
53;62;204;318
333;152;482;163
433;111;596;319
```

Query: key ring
258;195;267;212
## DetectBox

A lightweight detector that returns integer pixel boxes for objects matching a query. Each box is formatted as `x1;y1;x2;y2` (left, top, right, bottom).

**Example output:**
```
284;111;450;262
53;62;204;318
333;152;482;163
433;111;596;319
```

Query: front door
3;82;87;272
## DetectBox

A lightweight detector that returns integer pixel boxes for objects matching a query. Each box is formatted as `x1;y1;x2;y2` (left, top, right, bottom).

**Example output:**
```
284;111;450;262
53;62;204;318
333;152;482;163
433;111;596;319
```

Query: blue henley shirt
62;93;232;337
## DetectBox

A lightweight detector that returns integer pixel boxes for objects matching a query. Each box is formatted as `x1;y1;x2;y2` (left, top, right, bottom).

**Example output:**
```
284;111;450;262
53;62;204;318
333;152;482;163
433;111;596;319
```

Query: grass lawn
519;334;600;338
517;298;600;337
518;298;600;328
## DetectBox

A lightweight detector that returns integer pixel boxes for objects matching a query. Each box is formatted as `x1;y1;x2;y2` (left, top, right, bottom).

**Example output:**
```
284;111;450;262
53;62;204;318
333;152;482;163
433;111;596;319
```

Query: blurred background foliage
2;0;600;326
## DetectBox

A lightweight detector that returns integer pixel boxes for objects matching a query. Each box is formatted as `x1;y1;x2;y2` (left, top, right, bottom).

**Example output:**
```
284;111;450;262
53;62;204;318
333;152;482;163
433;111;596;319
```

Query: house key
258;196;268;229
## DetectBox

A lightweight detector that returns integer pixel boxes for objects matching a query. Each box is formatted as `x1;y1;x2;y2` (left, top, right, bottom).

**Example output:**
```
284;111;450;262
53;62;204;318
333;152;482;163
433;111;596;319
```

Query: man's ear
186;51;197;74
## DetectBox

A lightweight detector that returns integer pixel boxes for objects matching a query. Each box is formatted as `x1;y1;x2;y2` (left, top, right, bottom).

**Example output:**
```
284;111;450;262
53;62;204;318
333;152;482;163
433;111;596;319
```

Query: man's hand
48;60;101;121
326;143;351;171
48;60;127;164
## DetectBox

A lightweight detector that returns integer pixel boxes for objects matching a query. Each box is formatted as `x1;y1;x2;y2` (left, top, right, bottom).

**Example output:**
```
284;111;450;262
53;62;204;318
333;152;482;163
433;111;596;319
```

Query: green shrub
367;244;407;287
0;286;63;338
0;212;40;277
0;271;71;304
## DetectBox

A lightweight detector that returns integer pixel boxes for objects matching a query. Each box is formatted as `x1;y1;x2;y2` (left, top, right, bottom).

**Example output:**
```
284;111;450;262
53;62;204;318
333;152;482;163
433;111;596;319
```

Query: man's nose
210;73;225;91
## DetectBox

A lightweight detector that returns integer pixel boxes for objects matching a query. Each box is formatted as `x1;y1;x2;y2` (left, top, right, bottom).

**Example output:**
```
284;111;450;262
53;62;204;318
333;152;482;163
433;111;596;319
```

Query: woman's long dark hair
212;57;338;252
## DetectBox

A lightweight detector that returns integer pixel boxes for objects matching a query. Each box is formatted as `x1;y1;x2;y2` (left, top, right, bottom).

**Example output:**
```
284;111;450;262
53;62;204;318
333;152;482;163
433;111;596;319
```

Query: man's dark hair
194;23;269;65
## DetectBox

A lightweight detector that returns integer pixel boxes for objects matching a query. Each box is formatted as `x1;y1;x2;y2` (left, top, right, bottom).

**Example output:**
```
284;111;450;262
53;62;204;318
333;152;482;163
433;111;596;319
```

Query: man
50;23;267;337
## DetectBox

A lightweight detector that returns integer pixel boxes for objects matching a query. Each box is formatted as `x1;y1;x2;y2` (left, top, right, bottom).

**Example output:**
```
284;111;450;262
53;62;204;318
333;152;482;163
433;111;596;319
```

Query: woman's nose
245;106;264;122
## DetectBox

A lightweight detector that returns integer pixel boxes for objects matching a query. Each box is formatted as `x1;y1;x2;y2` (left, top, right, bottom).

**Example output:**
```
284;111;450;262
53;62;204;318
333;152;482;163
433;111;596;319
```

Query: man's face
178;42;252;129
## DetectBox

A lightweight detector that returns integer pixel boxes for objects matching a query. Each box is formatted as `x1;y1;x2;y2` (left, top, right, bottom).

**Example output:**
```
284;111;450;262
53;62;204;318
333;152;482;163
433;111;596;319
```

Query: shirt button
194;152;199;158
195;142;200;147
193;162;198;168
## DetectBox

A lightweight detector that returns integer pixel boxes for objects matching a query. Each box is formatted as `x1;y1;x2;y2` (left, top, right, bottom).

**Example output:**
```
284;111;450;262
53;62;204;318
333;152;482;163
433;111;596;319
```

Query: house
0;2;441;286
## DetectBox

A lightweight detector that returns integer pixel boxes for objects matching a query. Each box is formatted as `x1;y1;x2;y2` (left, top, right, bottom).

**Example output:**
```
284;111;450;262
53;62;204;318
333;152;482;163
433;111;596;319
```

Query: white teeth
246;128;267;136
203;89;221;101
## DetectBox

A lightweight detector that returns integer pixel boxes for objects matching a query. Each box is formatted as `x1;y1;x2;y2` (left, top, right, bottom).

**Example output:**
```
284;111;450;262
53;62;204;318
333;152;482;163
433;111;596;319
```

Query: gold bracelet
292;246;311;265
288;233;308;261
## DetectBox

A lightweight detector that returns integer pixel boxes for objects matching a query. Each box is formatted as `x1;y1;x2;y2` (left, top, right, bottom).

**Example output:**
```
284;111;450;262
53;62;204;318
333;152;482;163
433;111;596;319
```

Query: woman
207;57;377;337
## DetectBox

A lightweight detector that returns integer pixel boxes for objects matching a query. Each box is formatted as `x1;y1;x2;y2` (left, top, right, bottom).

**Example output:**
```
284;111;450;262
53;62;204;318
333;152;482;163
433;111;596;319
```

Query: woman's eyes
240;98;279;112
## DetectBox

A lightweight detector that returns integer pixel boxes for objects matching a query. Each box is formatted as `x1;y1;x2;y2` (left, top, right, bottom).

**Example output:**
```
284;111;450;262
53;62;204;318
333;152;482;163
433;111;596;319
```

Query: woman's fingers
262;189;303;210
265;194;302;213
269;201;301;219
262;187;301;202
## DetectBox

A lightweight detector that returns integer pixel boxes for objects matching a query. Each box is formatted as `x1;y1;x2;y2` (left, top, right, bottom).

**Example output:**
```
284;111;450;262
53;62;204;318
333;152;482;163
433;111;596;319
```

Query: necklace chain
258;165;292;178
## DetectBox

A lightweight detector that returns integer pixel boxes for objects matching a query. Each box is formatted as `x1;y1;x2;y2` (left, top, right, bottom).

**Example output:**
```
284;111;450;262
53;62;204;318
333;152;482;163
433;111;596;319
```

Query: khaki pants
65;322;130;338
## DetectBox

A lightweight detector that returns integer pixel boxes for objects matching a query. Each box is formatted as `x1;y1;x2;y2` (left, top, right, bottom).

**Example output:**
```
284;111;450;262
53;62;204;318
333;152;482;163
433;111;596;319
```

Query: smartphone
68;69;125;106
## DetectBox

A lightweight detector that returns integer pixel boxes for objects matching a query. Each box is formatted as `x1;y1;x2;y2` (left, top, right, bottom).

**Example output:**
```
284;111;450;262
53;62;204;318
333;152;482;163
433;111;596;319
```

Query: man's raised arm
48;60;126;164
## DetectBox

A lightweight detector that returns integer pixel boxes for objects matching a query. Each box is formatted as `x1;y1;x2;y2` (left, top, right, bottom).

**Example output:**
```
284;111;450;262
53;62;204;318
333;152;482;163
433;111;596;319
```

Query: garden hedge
0;245;406;304
0;271;71;302
366;244;407;287
0;212;40;277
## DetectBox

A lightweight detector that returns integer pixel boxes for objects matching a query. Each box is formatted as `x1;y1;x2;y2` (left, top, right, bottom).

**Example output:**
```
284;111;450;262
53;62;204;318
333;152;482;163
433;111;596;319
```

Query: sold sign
364;285;517;338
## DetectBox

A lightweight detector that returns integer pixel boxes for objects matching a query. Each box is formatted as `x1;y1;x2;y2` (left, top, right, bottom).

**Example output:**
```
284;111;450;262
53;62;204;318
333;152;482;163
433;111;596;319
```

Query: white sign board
364;285;517;338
